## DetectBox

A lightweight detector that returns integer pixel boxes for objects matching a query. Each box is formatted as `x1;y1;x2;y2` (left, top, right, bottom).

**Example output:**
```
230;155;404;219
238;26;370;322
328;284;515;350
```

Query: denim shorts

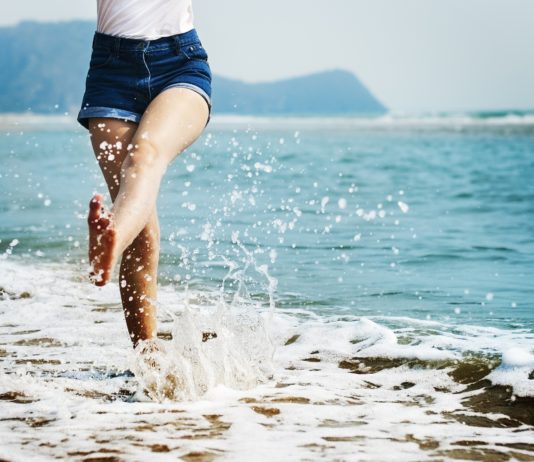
77;28;212;130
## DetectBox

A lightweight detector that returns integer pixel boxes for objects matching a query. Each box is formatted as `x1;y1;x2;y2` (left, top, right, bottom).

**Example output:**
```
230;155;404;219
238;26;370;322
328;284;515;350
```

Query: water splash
130;240;278;402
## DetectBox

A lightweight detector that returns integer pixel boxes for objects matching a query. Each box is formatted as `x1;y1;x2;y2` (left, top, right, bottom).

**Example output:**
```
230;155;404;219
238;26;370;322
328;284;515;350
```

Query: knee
122;139;162;174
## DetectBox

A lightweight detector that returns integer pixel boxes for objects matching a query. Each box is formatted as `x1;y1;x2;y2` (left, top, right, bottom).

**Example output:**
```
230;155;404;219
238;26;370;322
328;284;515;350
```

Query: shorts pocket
181;42;208;62
89;47;114;70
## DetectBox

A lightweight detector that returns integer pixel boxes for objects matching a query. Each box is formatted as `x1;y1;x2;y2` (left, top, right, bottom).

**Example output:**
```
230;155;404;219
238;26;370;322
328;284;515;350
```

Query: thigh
132;87;209;164
89;118;138;200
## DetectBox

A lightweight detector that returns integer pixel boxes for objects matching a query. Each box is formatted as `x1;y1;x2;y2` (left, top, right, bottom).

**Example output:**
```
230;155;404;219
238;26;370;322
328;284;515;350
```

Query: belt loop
173;35;181;55
113;37;121;58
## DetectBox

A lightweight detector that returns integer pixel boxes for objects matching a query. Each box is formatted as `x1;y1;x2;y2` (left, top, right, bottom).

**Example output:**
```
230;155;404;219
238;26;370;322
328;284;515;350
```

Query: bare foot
133;339;179;401
88;193;117;286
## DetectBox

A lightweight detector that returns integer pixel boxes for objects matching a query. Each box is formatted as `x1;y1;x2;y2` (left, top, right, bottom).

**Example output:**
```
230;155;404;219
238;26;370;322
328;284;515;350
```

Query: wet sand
1;261;533;461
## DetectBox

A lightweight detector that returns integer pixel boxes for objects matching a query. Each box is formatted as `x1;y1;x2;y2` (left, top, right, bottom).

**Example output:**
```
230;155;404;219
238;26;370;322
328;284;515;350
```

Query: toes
88;194;112;230
88;194;103;225
89;194;103;210
89;268;107;286
98;214;111;229
87;193;115;287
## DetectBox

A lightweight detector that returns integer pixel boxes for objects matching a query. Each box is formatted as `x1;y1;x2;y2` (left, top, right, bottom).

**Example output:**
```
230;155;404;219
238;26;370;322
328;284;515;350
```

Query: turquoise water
1;116;533;460
1;117;533;329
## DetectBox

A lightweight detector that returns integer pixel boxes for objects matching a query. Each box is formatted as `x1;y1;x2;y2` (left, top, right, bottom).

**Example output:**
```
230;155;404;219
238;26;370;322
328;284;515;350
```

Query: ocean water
0;114;533;461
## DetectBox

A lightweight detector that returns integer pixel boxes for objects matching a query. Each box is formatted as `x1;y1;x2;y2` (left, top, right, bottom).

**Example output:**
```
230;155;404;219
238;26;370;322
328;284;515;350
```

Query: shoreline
2;111;534;132
0;257;533;461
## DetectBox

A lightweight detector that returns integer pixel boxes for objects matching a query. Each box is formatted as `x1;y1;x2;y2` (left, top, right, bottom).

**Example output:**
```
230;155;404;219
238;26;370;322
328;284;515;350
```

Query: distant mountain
213;71;386;115
0;21;94;114
0;21;386;115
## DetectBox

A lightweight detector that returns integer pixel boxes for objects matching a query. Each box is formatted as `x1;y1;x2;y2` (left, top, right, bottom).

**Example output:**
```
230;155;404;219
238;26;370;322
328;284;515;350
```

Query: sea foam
1;258;533;461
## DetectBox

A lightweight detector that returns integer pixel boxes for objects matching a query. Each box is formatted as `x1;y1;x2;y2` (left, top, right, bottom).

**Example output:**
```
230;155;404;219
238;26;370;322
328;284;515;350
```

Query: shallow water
0;115;533;461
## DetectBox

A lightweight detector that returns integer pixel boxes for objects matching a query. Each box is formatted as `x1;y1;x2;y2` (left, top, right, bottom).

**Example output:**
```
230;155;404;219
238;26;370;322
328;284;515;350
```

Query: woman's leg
88;87;209;287
88;118;160;345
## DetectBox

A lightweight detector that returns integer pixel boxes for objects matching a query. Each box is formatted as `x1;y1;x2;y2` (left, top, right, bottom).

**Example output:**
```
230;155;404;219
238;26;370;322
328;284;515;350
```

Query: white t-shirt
96;0;194;40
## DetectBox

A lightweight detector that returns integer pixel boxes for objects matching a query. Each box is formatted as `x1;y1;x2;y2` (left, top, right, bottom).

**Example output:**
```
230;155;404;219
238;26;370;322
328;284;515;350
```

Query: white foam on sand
486;348;534;398
0;258;533;461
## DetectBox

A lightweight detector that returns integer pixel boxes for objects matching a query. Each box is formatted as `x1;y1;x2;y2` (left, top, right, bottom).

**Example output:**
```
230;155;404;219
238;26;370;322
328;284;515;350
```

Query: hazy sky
3;0;534;112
